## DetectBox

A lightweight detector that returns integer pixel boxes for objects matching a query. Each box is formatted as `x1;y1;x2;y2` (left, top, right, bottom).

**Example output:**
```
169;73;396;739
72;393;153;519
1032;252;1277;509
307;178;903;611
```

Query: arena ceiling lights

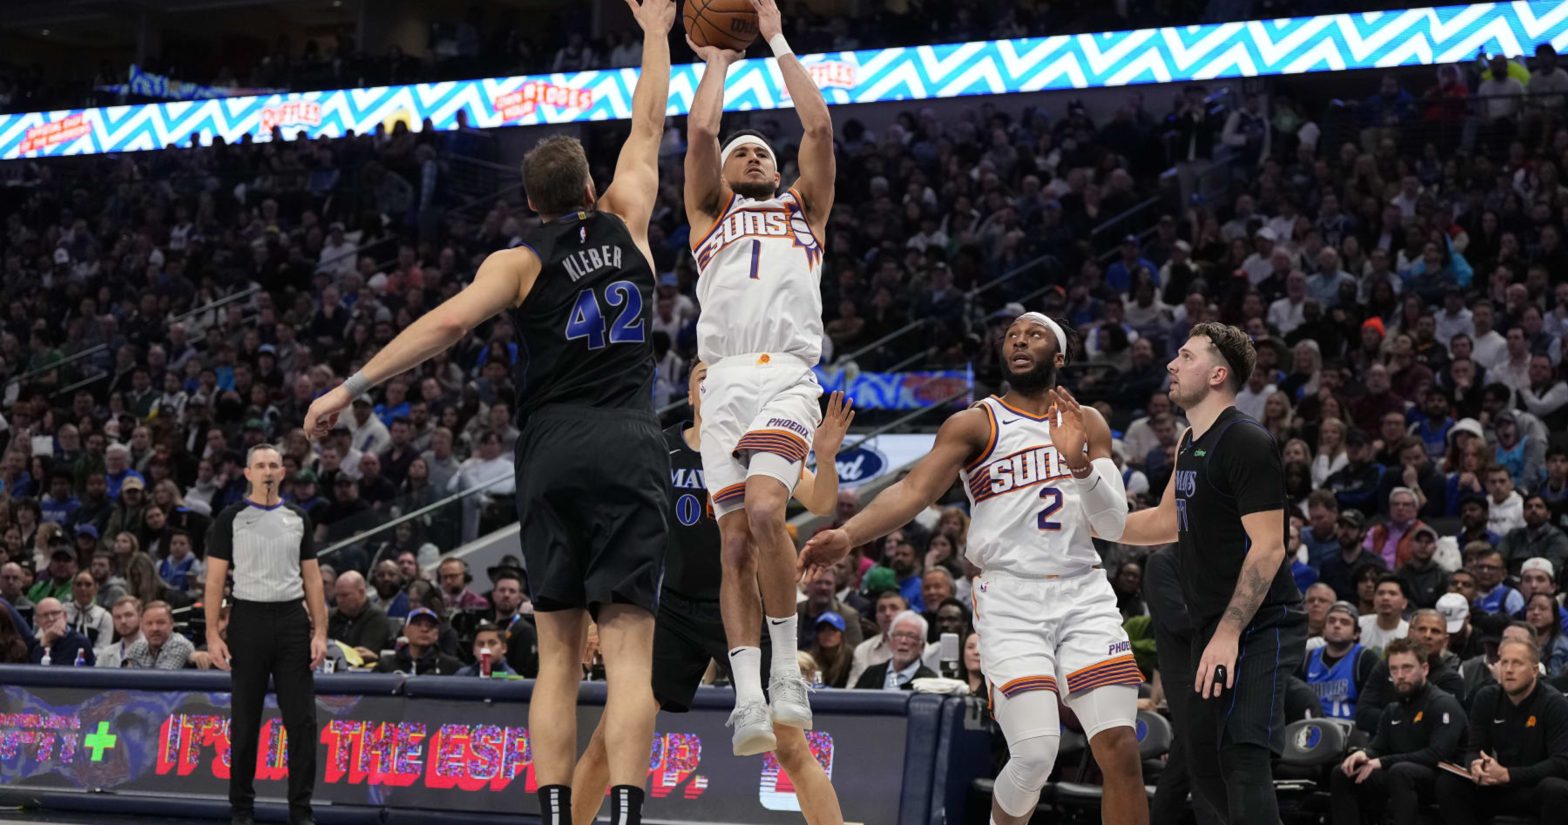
2;2;1566;160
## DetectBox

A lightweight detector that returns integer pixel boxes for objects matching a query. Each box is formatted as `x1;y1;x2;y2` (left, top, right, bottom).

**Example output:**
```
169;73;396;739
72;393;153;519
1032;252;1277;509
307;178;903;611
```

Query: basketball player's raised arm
598;0;675;239
1047;388;1128;541
799;409;985;577
749;0;834;225
1118;427;1186;545
302;251;538;439
793;391;854;516
684;40;743;226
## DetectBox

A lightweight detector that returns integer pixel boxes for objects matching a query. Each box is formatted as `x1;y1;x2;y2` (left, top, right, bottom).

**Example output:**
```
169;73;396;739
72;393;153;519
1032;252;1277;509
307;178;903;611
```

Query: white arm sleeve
1075;457;1129;541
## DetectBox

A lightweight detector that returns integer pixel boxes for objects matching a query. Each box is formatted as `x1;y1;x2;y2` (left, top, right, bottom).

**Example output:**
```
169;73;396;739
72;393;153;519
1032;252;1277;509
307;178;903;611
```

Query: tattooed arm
1195;511;1286;698
1222;510;1287;631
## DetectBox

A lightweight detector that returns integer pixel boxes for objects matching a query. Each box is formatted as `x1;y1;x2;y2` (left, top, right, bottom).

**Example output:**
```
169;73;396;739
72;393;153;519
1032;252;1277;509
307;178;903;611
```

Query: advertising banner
0;682;907;822
3;4;1565;160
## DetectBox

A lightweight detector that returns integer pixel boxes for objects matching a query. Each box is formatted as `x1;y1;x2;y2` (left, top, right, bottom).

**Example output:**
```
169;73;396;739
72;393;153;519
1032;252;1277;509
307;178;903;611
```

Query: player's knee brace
992;733;1060;818
747;451;803;494
1063;683;1139;739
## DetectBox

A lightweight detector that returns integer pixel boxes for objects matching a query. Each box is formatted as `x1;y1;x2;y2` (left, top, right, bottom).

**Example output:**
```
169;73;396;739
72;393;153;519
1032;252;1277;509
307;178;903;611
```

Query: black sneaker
231;814;256;825
288;816;316;825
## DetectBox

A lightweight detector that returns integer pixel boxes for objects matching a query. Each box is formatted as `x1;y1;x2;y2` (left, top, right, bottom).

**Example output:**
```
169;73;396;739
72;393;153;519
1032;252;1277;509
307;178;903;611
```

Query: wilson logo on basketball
259;102;322;132
493;82;595;121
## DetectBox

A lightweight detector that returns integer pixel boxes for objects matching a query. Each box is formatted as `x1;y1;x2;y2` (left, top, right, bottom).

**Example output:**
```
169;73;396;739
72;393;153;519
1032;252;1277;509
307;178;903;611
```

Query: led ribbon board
2;2;1566;160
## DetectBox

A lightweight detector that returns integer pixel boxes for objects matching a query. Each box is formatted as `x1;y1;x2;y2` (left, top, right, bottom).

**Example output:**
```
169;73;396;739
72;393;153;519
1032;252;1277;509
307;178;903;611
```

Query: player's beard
730;179;778;200
1004;356;1056;394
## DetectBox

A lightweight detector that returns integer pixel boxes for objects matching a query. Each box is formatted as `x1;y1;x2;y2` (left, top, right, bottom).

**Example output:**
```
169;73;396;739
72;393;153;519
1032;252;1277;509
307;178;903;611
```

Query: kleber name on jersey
967;445;1072;503
693;205;821;271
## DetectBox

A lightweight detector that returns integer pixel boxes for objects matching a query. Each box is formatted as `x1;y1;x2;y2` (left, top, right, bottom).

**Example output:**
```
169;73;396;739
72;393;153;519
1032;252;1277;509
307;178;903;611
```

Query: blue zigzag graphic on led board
2;2;1566;160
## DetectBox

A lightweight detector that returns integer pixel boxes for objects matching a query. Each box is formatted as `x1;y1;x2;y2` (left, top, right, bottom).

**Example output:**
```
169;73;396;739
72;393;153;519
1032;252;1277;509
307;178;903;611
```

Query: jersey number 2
565;280;646;350
1037;487;1063;531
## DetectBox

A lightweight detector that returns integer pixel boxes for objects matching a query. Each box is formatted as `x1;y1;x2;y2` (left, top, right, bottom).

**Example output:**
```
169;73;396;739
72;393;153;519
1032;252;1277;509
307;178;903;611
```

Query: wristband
769;33;793;59
343;371;372;399
1069;462;1094;480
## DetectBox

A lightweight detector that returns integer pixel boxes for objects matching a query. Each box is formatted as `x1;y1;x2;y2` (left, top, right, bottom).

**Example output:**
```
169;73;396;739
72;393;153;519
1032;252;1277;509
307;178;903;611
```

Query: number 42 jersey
958;396;1103;577
510;210;657;423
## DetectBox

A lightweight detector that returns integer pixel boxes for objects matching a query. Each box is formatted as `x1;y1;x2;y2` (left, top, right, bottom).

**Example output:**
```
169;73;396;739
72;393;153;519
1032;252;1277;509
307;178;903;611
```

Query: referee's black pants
1329;762;1435;825
229;599;317;820
1433;772;1568;825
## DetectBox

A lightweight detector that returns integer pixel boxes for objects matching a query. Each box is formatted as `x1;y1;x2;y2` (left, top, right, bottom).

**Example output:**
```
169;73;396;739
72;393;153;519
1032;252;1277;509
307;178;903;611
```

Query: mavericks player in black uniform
303;2;677;822
1120;322;1305;825
568;363;852;825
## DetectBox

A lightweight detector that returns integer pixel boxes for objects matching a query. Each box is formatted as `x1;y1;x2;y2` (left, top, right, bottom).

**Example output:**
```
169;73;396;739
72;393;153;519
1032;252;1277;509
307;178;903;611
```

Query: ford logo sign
834;446;887;485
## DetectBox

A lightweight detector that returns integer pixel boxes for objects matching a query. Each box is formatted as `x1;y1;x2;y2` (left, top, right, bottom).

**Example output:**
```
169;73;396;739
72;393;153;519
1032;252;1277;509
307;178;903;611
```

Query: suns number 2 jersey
958;397;1104;577
692;188;825;365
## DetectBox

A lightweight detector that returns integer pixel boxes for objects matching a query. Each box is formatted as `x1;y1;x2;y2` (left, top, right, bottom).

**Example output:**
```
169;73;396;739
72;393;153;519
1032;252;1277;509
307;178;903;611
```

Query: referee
1121;323;1305;825
204;443;329;825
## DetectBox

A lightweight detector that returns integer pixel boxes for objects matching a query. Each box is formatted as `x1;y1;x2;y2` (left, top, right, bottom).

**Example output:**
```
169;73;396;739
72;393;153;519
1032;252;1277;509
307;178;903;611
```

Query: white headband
1016;312;1068;355
720;134;774;167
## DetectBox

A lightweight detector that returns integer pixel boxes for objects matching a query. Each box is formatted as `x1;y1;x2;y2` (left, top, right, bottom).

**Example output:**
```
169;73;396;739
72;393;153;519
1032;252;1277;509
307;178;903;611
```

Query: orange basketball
684;0;760;53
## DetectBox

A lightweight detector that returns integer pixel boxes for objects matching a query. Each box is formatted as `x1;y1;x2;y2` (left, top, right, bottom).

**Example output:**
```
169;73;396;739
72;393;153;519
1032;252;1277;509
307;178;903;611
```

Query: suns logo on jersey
693;201;822;271
967;445;1071;503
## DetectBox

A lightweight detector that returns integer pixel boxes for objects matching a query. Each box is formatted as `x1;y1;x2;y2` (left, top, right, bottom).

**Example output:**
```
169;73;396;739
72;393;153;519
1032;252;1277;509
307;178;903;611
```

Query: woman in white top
1312;416;1350;487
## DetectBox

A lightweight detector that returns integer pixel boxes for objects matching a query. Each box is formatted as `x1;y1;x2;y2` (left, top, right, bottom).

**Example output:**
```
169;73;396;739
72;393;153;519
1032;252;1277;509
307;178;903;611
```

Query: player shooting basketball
683;0;838;757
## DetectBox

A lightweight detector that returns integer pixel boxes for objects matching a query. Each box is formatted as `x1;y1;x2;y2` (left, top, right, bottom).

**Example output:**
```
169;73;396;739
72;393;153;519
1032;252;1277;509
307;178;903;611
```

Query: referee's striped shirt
207;501;316;602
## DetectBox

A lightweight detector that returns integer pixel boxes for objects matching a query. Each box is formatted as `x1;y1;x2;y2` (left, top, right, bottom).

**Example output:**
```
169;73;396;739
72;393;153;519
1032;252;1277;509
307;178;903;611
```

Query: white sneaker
768;674;814;729
728;701;777;756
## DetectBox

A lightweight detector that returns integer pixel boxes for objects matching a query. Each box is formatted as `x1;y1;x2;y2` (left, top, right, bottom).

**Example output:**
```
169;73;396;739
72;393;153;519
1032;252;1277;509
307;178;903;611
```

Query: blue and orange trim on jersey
735;428;810;464
1064;654;1144;695
997;674;1058;698
689;192;742;253
963;401;999;472
991;395;1055;422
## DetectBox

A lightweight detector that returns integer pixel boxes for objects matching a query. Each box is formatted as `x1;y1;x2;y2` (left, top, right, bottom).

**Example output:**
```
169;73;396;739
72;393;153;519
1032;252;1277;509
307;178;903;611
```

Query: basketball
684;0;760;52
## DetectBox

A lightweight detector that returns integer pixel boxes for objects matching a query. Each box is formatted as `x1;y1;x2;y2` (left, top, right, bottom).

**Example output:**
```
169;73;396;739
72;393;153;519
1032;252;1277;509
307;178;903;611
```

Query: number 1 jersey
958;396;1102;577
692;187;824;365
510;210;656;423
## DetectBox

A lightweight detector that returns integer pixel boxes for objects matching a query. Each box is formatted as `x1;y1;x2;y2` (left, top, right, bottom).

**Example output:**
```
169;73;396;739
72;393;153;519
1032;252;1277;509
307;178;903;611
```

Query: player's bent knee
993;733;1059;817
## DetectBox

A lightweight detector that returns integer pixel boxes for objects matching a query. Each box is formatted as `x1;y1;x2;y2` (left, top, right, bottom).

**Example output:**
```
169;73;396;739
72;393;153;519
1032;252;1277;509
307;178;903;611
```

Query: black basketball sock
539;784;573;825
611;785;645;825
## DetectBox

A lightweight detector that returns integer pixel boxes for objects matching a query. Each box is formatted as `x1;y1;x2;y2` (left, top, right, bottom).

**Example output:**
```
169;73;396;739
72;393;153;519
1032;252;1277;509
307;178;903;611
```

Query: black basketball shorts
515;405;670;619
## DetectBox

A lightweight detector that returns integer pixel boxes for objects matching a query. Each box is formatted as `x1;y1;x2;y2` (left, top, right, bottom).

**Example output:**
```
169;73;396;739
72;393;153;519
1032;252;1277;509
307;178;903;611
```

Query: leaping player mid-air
303;1;678;823
683;0;837;756
802;313;1150;825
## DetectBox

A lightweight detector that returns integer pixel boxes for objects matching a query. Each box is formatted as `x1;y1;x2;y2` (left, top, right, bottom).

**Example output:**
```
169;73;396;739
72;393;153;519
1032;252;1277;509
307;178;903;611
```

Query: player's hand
1046;387;1089;470
799;528;853;581
625;0;676;34
303;386;352;441
310;635;328;670
1194;628;1238;700
207;636;232;672
745;0;784;42
686;36;745;65
812;391;855;459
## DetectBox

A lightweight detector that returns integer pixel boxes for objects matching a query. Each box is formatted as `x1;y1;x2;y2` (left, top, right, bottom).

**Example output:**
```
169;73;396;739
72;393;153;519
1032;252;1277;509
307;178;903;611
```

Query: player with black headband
802;313;1149;825
1119;322;1305;825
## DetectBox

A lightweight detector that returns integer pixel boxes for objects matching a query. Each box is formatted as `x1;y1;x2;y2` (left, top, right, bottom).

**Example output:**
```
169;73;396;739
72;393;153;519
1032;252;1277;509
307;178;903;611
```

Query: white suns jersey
692;187;824;365
958;396;1102;577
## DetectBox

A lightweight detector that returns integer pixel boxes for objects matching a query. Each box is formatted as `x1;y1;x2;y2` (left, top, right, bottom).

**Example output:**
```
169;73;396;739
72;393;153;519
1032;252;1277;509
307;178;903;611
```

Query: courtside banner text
2;3;1565;159
0;682;905;821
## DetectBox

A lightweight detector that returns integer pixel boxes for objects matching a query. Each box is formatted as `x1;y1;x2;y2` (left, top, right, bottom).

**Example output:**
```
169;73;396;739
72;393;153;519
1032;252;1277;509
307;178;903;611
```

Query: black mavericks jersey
509;210;656;422
664;423;721;602
1173;406;1300;627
